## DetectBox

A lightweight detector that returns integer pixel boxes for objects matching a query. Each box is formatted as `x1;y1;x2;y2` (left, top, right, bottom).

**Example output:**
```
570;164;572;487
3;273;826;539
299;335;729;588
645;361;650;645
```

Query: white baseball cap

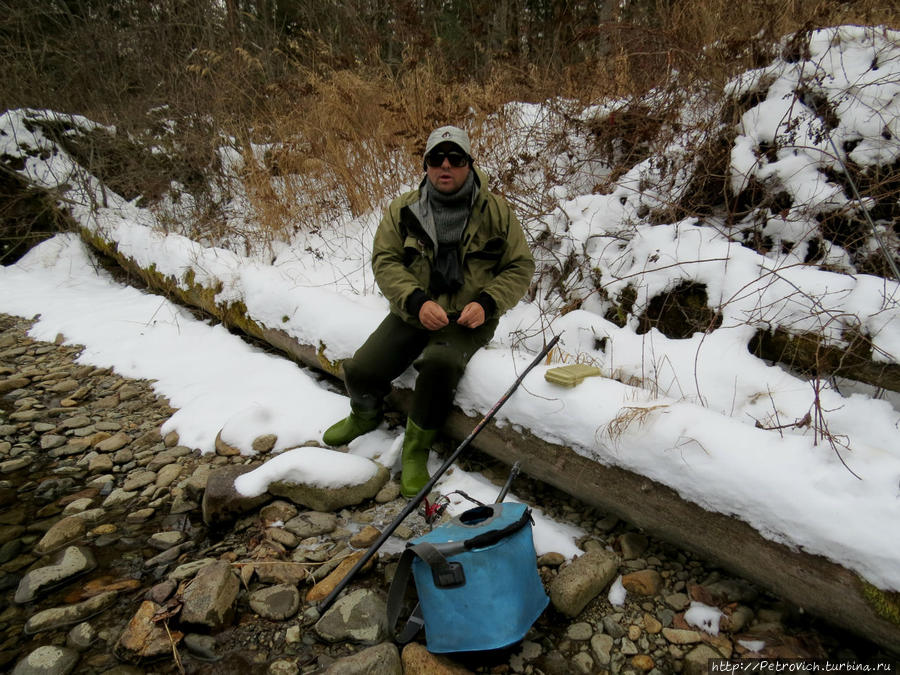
424;125;472;158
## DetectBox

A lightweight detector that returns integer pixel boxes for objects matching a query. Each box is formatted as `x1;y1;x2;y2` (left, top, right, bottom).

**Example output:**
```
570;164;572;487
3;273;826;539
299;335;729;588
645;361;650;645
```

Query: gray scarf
423;171;476;295
426;170;476;246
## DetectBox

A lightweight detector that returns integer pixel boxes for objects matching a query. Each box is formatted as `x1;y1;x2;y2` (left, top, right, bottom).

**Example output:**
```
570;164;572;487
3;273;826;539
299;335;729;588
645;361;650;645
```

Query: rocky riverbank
0;312;894;675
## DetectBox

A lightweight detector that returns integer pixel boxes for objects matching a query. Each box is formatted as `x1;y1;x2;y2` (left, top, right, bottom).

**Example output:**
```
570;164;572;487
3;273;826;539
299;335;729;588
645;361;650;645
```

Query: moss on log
750;326;900;393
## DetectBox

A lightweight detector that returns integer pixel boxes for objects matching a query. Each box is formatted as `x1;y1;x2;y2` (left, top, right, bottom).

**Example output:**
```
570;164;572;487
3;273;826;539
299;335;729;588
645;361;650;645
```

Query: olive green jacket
372;168;534;327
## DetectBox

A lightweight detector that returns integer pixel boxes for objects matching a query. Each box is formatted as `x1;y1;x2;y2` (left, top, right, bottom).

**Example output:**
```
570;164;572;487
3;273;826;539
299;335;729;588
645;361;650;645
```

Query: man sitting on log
322;125;535;497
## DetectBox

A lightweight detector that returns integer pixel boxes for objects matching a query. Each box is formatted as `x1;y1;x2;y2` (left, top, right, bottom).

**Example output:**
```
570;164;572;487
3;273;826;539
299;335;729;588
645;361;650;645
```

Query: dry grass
604;404;670;442
2;0;897;255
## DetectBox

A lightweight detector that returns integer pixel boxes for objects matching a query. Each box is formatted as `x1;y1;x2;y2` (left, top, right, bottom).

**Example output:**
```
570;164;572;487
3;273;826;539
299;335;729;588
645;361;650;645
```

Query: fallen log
78;226;900;654
750;326;900;394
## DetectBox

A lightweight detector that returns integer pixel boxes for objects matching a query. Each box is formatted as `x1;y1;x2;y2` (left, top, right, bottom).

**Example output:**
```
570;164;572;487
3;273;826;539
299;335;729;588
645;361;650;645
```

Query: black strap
462;507;532;551
387;542;457;643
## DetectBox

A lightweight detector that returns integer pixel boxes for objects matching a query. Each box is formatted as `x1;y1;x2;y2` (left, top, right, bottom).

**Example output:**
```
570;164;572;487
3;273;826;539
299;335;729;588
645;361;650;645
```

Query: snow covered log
77;226;900;654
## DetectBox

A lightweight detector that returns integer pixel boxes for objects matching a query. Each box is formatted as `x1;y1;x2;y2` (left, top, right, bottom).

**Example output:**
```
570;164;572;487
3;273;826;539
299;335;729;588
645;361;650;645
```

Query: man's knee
416;344;466;382
343;357;388;404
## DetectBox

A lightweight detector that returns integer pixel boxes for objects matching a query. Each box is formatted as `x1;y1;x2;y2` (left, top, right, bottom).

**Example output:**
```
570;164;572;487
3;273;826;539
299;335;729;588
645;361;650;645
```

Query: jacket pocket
403;235;427;268
466;236;505;262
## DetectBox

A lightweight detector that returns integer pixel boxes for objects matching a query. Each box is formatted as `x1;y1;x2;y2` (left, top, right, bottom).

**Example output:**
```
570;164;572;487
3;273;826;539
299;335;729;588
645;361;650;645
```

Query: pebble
249;583;301;620
147;531;185;549
566;621;594;640
15;546;96;603
11;645;79;675
183;633;218;661
25;591;118;634
33;516;87;555
67;622;97;651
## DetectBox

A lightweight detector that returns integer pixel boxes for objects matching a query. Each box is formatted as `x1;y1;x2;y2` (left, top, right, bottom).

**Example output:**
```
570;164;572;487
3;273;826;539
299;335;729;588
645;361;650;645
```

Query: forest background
2;0;898;265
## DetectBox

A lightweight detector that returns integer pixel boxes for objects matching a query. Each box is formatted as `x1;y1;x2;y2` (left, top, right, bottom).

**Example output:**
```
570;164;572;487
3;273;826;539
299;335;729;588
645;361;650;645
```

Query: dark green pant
342;312;497;430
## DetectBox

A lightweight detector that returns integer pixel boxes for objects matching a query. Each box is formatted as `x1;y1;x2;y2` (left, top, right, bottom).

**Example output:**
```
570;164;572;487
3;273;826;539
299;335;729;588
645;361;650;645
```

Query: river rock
566;622;593;640
201;464;269;526
0;376;30;394
722;604;754;633
683;644;726;675
102;487;137;507
631;654;655;671
122;470;156;491
643;612;663;634
253;561;312;586
249;583;300;620
33;516;86;555
95;432;130;453
11;645;79;675
665;591;691;611
155;463;182;488
15;545;96;603
168;558;218;581
1;456;32;472
314;588;388;644
269;461;390;512
622;569;662;596
619;532;649;559
305;550;373;604
182;634;218;661
322;642;402;675
126;507;155;523
88;454;113;473
72;507;105;523
58;415;91;431
591;633;614;665
603;614;627;639
25;590;118;634
260;500;298;524
147;451;177;472
400;642;471;674
349;524;381;548
49;378;78;393
180;560;239;630
214;430;242;456
252;433;277;454
662;627;704;644
114;600;184;663
148;531;186;550
39;435;67;450
549;549;619;617
375;480;400;503
61;497;94;515
704;578;758;604
66;622;97;651
184;463;212;499
266;526;298;548
283;511;337;538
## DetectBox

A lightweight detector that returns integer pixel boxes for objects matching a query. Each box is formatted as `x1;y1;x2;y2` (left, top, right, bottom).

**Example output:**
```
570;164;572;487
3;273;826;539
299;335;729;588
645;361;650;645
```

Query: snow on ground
1;26;899;590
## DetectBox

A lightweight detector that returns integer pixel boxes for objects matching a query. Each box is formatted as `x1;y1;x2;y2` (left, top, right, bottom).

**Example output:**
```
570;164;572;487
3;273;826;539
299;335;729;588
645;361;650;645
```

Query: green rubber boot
400;418;438;498
322;407;382;446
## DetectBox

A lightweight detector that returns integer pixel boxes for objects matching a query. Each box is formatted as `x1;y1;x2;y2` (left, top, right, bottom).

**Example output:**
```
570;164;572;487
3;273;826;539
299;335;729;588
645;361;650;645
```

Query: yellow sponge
544;363;603;387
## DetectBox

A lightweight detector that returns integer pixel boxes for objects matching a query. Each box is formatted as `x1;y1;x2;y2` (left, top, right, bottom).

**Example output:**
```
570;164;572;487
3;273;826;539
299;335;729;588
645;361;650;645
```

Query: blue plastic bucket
389;502;549;653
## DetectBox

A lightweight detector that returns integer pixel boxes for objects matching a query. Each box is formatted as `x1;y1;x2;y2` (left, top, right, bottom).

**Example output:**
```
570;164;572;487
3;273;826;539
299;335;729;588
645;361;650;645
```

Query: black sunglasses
425;151;469;168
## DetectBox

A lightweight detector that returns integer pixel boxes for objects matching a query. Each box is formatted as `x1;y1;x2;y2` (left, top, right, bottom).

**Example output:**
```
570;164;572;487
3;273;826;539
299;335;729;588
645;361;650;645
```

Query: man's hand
457;302;485;329
419;300;449;330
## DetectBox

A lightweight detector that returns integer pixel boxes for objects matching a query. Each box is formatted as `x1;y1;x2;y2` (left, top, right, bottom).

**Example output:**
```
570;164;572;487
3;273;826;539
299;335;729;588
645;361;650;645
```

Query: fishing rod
318;333;560;613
